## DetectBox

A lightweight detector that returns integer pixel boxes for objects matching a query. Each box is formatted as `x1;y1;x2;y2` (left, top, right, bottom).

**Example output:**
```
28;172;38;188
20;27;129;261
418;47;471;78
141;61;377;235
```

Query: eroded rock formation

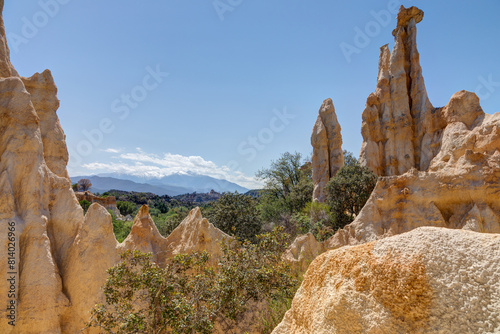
290;4;500;300
75;191;121;217
0;27;82;334
311;98;344;202
282;233;325;272
0;2;231;331
273;227;500;333
326;5;500;249
359;6;436;176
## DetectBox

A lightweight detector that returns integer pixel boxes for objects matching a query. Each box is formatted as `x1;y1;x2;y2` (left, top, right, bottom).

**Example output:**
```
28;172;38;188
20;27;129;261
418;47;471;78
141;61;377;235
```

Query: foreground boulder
273;227;500;334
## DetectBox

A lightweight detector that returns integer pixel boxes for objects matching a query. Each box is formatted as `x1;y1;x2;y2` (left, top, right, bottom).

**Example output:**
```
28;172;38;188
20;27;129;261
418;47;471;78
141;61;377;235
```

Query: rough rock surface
273;227;500;334
360;6;436;176
118;205;229;266
0;0;17;78
327;5;500;249
326;144;500;249
163;206;230;261
283;233;325;272
62;204;120;333
311;98;344;202
0;62;82;333
21;71;69;178
0;2;232;331
75;191;121;217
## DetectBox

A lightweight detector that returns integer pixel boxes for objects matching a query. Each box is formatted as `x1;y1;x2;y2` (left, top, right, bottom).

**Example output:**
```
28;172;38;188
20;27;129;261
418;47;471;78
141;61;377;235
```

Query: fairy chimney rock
360;5;436;176
311;98;344;202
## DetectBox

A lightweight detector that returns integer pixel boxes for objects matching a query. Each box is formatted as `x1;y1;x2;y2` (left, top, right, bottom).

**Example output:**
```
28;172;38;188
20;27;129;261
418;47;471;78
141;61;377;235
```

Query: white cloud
101;148;121;153
80;150;263;189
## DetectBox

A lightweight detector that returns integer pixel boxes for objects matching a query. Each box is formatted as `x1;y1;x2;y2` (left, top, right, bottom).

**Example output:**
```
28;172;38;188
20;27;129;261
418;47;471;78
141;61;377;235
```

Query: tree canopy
256;152;312;220
206;192;261;242
326;152;377;229
77;178;92;191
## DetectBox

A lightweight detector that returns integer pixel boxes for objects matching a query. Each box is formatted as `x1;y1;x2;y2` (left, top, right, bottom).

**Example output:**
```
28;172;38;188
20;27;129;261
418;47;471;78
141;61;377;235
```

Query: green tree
155;200;169;214
77;178;92;192
72;183;79;191
206;192;261;242
87;227;298;334
111;210;133;242
117;201;136;216
326;153;377;229
342;150;358;168
256;152;313;221
79;199;91;213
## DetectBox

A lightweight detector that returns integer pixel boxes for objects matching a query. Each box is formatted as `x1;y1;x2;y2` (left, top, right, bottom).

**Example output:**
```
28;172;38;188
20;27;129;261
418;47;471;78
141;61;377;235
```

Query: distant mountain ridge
70;173;249;196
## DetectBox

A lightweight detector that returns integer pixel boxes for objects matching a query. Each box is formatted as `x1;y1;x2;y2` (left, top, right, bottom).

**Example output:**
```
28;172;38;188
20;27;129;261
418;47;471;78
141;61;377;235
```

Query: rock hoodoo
325;5;500;249
311;98;344;202
0;1;231;330
359;6;436;176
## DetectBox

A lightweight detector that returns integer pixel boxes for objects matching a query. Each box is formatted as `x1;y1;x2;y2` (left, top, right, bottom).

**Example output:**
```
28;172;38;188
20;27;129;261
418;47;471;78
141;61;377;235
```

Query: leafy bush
206;192;261;242
326;153;377;230
259;296;293;334
86;227;299;334
117;201;136;216
79;199;91;213
155;200;169;213
257;152;313;223
112;218;133;243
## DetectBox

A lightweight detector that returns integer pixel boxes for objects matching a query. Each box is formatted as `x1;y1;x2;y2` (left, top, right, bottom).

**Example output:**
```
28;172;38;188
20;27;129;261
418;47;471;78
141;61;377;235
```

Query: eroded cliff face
0;3;233;332
0;44;82;334
311;98;344;202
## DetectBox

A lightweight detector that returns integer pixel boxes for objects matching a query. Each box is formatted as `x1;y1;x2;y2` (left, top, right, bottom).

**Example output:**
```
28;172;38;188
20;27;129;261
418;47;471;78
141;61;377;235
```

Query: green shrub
207;192;261;242
117;201;136;216
79;199;91;213
112;218;133;243
256;152;313;223
259;296;293;334
86;227;299;334
326;153;377;230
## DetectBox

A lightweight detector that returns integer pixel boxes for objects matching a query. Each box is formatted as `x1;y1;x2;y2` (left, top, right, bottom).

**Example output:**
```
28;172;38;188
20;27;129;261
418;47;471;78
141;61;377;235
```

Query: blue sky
4;1;500;188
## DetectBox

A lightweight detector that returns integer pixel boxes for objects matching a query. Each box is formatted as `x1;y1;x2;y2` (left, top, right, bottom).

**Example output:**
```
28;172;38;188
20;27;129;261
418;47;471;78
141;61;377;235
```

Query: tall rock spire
311;98;344;202
360;6;440;176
